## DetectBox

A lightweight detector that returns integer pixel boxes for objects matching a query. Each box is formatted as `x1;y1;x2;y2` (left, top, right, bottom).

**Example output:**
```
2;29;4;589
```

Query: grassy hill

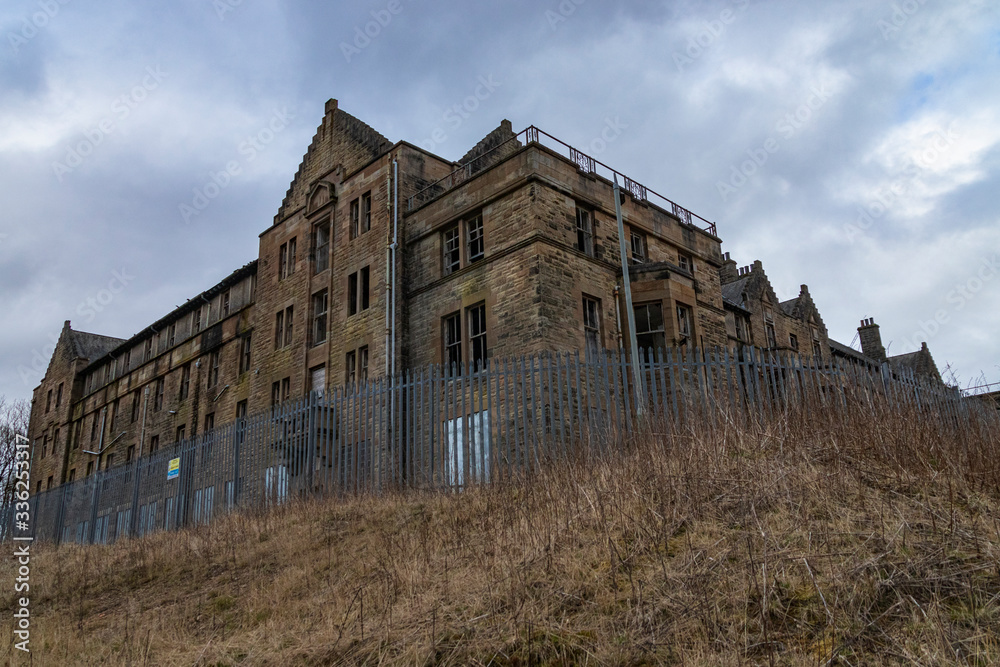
3;403;1000;665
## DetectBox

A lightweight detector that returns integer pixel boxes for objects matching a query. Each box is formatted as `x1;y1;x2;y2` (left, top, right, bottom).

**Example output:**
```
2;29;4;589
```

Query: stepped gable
38;321;124;389
889;342;942;383
274;99;393;223
779;285;827;331
727;260;781;307
459;120;521;176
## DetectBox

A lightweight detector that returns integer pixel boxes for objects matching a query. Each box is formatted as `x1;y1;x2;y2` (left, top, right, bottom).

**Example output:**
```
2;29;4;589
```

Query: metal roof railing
407;125;718;237
963;381;1000;398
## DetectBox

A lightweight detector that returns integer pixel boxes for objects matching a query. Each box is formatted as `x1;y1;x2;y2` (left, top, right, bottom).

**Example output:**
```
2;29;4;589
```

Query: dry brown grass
3;398;1000;666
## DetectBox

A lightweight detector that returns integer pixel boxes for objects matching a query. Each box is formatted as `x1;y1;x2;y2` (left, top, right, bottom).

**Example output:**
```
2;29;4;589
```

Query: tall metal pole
613;175;645;415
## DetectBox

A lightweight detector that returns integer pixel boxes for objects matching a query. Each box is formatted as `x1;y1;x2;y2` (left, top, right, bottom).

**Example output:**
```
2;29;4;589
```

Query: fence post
53;482;70;545
128;458;143;538
233;415;242;507
87;472;102;545
306;392;317;493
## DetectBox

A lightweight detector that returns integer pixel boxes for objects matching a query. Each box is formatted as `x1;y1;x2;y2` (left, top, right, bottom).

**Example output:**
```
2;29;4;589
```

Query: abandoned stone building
26;99;943;493
719;255;831;360
833;318;943;384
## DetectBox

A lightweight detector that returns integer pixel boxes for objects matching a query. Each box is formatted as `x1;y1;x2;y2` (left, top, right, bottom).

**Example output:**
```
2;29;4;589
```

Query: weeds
2;397;999;665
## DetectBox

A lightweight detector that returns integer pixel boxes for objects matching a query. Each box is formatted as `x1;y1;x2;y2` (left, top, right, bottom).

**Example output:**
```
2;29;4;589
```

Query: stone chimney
720;252;738;283
858;318;886;363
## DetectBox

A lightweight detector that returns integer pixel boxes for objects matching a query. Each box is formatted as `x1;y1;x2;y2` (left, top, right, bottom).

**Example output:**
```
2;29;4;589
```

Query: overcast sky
2;0;998;403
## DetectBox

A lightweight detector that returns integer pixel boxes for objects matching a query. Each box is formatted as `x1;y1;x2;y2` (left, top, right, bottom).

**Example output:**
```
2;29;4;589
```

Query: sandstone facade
27;100;943;491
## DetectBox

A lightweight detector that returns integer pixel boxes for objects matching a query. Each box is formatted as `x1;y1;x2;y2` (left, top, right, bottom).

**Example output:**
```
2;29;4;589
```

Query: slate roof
778;297;799;317
68;330;125;362
81;260;258;374
828;338;873;365
887;345;941;382
721;276;749;309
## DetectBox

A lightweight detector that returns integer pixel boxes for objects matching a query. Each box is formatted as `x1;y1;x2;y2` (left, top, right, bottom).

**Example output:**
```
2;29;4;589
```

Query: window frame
311;289;329;346
361;192;372;234
629;228;647;264
279;237;297;280
633;301;666;354
207;350;221;389
443;224;461;276
239;335;252;374
677;252;694;274
179;363;191;401
358;347;369;382
284;305;293;346
313;221;330;274
583;295;602;358
576;205;594;257
676;303;693;340
348;267;370;315
274;310;284;350
346;350;357;385
443;311;462;370
350;198;360;239
467;302;488;368
466;213;484;263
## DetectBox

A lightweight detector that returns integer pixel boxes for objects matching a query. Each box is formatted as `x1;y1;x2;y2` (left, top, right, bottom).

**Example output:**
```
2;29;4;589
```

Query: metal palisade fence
9;347;997;545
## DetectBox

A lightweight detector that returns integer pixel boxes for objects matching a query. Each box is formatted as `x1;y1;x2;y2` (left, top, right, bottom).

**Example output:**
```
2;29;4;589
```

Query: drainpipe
136;386;150;459
613;175;645;415
612;285;624;351
391;159;398;380
96;407;107;456
390;159;400;482
385;168;393;378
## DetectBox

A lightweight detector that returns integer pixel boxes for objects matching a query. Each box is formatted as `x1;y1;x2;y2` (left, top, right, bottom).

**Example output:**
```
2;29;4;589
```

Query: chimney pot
858;318;886;363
